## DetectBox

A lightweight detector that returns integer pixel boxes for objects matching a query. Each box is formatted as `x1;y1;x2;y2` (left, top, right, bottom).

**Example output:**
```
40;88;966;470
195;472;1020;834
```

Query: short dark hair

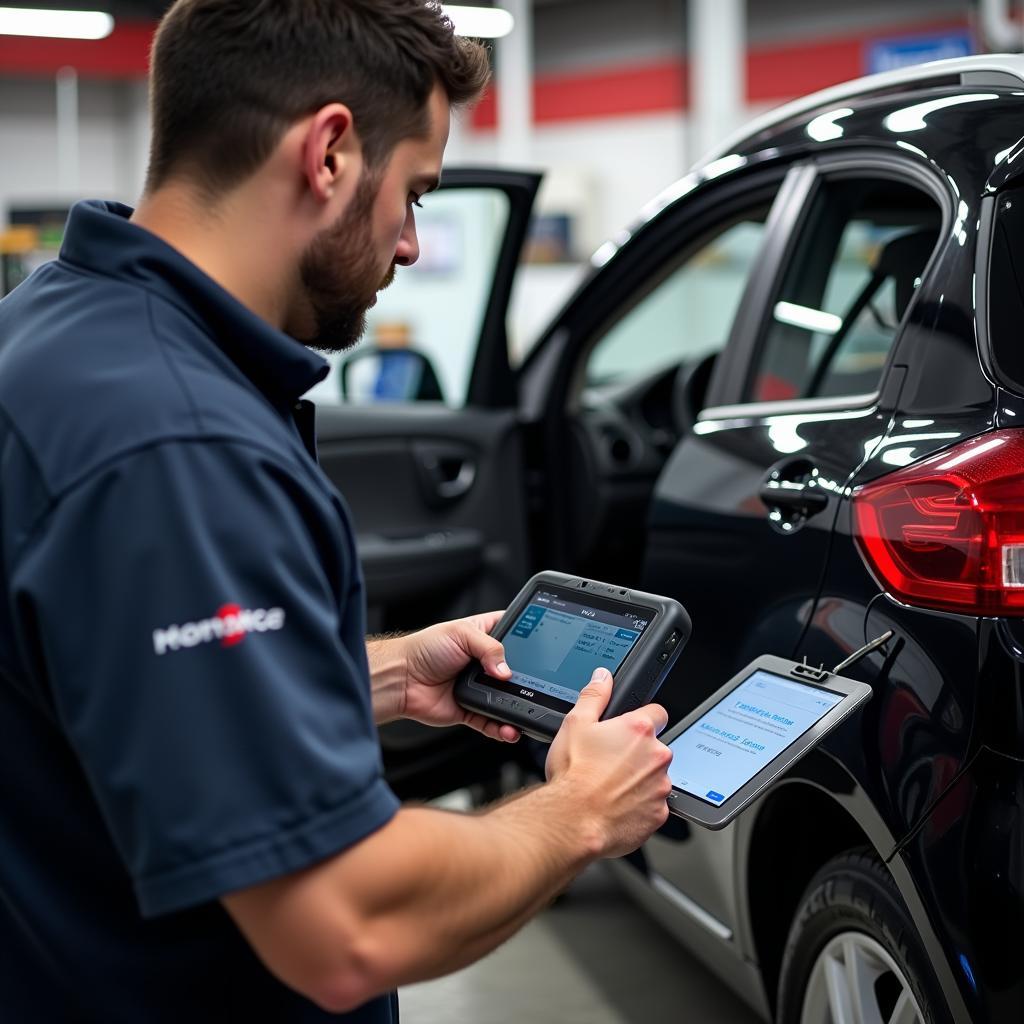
145;0;491;196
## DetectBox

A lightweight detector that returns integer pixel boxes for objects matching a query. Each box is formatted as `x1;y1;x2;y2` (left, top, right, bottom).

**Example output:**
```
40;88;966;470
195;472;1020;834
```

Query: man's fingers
626;702;669;736
458;622;511;679
569;667;614;724
468;609;505;635
461;709;521;743
622;704;671;737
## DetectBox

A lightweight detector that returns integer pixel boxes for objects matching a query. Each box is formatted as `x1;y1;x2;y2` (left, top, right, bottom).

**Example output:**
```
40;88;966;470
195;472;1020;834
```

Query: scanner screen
501;589;650;708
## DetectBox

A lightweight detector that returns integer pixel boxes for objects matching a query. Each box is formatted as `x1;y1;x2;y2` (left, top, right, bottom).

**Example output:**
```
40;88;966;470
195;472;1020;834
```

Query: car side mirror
340;346;445;404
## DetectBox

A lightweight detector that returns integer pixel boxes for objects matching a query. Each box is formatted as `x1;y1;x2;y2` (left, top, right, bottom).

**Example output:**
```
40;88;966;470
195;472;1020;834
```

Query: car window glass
750;177;941;402
306;188;511;409
582;211;773;390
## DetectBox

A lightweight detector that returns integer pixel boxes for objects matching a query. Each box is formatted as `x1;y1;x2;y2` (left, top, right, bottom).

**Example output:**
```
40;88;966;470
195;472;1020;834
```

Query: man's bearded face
297;170;397;353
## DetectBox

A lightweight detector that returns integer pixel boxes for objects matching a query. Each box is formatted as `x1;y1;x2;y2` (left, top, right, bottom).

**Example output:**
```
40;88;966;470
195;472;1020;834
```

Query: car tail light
853;430;1024;616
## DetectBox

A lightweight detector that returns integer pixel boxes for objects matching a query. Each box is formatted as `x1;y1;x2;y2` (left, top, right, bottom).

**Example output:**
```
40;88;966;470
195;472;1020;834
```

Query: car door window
306;188;511;409
750;177;941;402
582;211;773;390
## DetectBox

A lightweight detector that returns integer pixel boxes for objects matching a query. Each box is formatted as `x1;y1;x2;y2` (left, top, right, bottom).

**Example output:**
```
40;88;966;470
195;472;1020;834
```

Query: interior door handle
434;460;476;500
412;442;477;507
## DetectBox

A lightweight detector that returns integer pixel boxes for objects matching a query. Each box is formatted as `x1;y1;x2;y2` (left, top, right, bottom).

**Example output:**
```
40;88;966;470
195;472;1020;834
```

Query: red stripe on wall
472;87;497;130
748;38;863;103
748;16;972;100
536;60;687;121
471;59;686;129
0;22;154;79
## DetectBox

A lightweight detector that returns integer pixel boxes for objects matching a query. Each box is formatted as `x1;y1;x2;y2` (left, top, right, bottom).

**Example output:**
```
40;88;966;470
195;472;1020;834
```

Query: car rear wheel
777;848;950;1024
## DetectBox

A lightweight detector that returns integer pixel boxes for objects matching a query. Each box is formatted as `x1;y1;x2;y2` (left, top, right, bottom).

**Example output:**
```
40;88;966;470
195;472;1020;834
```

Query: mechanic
0;2;674;1022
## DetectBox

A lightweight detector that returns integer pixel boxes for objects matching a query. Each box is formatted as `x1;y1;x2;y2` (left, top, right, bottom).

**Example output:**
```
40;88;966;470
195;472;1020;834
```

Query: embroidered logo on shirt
152;604;286;656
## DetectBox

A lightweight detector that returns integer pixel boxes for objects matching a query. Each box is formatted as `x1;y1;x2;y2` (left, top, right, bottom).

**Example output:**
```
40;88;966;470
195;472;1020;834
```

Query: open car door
306;169;541;800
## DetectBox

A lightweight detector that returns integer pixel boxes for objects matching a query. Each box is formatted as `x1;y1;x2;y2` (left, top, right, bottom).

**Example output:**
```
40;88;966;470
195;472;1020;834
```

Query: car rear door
637;150;951;940
307;169;540;799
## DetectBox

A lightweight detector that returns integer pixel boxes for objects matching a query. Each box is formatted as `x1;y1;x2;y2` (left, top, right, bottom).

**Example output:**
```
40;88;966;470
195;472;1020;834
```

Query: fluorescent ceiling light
443;5;514;39
0;6;113;39
774;301;842;335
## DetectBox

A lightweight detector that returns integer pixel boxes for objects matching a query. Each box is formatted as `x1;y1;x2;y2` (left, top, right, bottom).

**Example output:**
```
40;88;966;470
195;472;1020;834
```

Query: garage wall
0;0;983;235
0;77;149;222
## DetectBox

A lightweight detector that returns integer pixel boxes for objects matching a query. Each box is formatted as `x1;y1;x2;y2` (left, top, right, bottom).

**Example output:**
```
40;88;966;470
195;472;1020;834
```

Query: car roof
699;53;1024;169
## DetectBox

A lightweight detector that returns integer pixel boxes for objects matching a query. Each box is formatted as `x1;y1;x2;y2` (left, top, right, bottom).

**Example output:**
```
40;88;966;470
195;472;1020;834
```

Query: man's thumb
569;667;613;723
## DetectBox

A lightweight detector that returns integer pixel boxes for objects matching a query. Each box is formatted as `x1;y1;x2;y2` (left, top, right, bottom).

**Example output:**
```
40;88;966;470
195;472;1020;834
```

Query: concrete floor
398;862;766;1024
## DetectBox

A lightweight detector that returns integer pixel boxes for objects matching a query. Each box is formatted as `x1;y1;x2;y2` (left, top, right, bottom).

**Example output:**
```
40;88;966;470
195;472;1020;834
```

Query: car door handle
758;478;828;515
412;441;477;507
434;460;476;500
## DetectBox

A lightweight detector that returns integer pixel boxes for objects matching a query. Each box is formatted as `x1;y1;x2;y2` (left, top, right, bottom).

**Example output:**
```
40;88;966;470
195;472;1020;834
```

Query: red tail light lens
853;430;1024;616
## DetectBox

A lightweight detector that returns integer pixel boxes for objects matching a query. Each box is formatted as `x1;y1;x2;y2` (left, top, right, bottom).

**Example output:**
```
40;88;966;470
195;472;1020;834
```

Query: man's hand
367;612;520;743
545;667;672;858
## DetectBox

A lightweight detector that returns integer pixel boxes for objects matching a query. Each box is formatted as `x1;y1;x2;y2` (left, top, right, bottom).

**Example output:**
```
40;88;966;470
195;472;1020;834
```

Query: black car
316;54;1024;1024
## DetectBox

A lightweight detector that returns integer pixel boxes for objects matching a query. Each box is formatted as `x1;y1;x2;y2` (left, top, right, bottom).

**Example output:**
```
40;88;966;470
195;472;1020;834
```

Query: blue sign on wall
866;30;974;76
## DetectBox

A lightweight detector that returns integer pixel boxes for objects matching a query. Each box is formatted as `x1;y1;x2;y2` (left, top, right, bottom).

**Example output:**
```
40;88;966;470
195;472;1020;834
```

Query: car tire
776;847;951;1024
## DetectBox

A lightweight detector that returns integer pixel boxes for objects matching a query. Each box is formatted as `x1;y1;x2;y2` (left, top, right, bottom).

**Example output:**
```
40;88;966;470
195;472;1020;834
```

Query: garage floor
398;861;766;1023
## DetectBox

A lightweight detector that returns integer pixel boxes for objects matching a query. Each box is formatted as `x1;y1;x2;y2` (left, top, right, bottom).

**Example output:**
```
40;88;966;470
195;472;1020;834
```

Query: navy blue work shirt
0;201;401;1022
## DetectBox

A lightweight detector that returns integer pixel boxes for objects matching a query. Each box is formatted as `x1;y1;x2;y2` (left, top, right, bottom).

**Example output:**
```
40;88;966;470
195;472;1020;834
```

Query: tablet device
664;654;873;829
455;571;691;741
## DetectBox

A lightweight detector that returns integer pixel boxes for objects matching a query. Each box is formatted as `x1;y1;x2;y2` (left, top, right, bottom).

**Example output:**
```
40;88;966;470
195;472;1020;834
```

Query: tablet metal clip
792;657;829;682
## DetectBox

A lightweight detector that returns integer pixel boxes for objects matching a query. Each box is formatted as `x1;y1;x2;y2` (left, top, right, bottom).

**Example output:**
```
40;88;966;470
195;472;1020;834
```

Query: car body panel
582;81;1024;1024
895;745;1024;1022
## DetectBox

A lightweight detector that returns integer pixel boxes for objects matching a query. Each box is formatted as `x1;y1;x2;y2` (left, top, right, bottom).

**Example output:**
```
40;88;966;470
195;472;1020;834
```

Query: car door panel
317;404;530;628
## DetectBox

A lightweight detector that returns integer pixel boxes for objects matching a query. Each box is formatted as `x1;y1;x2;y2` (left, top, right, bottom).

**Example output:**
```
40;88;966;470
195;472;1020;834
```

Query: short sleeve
10;439;399;917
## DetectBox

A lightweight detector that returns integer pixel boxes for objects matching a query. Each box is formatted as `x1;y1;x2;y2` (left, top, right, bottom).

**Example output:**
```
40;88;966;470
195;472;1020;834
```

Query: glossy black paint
531;83;1024;1023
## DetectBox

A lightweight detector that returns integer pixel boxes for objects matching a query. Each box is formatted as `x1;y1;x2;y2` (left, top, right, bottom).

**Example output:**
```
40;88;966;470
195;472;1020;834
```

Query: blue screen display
501;590;650;707
667;670;843;806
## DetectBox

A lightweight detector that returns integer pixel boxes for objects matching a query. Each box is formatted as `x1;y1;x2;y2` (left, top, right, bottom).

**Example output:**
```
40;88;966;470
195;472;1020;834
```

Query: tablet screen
667;670;844;806
500;588;651;709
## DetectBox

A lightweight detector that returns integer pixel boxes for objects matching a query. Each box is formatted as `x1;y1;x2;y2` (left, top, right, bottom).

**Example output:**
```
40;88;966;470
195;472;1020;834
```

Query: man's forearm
355;784;602;983
224;781;601;1011
365;633;408;725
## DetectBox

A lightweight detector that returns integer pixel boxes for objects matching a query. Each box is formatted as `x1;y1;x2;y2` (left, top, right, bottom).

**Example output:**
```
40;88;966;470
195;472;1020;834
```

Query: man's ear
303;103;360;203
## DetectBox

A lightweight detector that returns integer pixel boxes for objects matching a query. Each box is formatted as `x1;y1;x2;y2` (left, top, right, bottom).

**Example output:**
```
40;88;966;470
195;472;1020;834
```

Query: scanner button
665;631;680;650
658;651;670;663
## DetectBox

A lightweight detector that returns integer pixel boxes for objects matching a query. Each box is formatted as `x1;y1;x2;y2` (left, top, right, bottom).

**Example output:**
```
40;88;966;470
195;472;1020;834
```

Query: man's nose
394;210;420;267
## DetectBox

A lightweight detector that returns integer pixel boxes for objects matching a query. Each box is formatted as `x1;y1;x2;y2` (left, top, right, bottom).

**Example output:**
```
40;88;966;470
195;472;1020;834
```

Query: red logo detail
218;603;245;647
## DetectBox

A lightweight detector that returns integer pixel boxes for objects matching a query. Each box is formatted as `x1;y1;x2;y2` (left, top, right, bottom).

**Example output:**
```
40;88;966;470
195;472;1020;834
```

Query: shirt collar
59;200;329;403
